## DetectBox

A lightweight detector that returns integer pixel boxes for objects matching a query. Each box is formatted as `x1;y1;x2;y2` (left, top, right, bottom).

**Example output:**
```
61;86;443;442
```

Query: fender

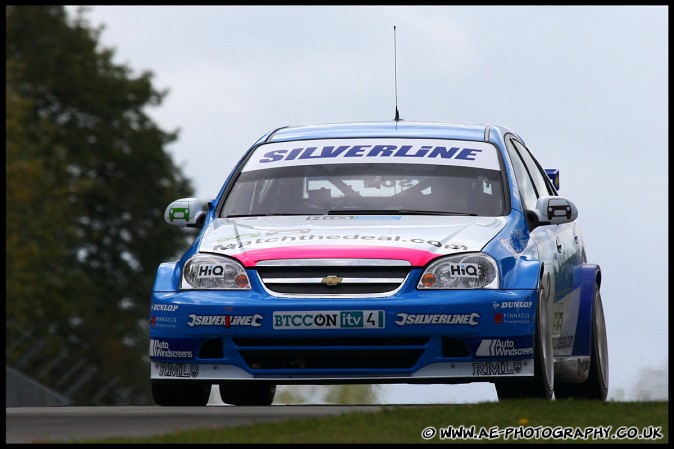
570;263;601;356
500;258;542;290
153;262;181;292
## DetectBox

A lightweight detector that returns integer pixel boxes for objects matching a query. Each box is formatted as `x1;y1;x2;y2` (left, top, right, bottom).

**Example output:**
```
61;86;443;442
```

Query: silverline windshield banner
243;138;500;171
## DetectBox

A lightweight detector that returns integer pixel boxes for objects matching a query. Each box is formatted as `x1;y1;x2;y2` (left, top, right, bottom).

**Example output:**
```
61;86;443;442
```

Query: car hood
198;215;507;267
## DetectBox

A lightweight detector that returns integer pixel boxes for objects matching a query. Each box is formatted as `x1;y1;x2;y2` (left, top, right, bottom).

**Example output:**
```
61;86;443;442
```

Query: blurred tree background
6;5;194;404
6;5;379;406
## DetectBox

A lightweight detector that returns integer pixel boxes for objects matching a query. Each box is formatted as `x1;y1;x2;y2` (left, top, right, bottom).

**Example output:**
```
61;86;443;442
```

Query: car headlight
181;254;250;290
417;253;499;289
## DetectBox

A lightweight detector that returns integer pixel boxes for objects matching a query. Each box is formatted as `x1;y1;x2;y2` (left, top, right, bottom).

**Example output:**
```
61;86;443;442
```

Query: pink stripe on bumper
231;245;439;267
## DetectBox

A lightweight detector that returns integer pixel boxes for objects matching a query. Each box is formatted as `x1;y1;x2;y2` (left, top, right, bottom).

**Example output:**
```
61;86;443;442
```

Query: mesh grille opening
233;336;429;347
198;338;224;359
239;349;423;370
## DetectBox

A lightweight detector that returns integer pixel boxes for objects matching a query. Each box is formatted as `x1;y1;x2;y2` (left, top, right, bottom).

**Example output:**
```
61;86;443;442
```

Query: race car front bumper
149;285;539;384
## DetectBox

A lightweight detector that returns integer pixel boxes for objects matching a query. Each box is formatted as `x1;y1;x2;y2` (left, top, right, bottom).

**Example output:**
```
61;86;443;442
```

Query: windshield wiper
225;213;319;218
327;209;477;216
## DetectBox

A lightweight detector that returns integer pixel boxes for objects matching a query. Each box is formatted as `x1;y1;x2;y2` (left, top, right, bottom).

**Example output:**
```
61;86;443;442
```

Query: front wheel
219;382;276;406
152;381;211;406
555;286;609;400
496;288;554;400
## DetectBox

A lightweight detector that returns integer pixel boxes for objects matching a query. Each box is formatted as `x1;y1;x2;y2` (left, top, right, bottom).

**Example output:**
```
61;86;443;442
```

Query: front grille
234;336;429;370
239;349;422;370
199;338;224;359
442;337;470;357
256;265;411;295
233;336;429;347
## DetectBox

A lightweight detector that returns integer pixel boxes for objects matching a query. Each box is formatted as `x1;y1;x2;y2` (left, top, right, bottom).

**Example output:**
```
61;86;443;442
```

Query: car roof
262;120;519;144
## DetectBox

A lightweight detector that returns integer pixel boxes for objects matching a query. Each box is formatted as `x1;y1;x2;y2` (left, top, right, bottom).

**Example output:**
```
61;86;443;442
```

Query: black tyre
152;382;211;406
555;286;609;400
496;288;554;400
219;382;276;406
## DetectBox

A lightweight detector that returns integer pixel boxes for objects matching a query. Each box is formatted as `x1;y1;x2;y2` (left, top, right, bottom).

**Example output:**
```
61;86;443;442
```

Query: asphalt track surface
6;404;386;443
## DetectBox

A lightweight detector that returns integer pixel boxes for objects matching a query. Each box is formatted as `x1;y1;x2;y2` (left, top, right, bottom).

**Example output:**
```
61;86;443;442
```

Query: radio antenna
393;25;400;121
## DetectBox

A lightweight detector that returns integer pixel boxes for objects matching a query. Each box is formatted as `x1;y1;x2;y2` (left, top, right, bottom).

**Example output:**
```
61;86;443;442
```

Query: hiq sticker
447;263;481;278
197;264;226;278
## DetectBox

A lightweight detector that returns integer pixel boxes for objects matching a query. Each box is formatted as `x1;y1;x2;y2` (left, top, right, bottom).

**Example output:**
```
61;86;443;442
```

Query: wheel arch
571;264;601;356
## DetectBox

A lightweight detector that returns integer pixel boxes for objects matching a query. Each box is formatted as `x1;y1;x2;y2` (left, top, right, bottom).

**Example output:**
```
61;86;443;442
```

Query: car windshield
221;138;506;217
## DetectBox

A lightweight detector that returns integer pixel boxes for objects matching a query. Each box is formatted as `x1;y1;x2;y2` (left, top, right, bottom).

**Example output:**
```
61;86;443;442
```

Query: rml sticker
273;310;385;329
243;138;500;172
156;362;199;378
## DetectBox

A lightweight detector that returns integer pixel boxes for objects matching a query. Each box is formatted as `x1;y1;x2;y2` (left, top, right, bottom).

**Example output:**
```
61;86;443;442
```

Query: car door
506;136;583;357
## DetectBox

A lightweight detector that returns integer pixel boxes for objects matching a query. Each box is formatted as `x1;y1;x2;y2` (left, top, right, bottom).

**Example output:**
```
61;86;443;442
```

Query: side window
505;138;538;210
511;140;555;197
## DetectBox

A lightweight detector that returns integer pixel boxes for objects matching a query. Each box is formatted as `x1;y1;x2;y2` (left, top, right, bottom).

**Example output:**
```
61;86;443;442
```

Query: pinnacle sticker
150;316;178;329
156;362;199;378
395;312;479;326
476;339;534;357
472;360;523;376
273;311;384;329
494;312;532;324
187;314;263;328
150;339;194;359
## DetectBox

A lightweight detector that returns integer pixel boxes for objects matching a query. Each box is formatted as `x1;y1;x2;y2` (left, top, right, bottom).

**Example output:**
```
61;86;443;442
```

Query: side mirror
164;198;206;228
525;196;578;230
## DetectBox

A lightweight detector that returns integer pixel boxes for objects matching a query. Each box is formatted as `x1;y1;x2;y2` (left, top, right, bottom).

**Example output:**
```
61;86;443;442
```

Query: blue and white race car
149;121;608;406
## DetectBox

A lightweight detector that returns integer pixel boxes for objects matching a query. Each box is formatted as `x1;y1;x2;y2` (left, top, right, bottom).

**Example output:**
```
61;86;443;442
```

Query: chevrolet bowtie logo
321;275;343;287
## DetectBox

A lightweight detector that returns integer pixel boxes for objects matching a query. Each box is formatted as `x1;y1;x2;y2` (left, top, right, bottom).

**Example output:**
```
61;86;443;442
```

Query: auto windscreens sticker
149;339;195;359
243;139;500;171
475;338;534;357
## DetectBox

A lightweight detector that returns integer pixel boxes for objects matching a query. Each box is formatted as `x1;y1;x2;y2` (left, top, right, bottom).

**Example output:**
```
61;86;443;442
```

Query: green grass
78;400;667;444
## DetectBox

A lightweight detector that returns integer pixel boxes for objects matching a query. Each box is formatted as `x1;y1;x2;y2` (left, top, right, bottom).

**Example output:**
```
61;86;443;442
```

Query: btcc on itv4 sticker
273;310;385;329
